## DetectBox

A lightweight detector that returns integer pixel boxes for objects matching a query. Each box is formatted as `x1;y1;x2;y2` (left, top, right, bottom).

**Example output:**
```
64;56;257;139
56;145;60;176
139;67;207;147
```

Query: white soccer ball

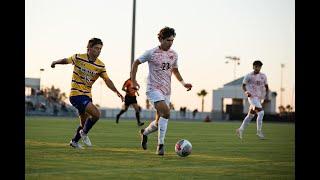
175;139;192;157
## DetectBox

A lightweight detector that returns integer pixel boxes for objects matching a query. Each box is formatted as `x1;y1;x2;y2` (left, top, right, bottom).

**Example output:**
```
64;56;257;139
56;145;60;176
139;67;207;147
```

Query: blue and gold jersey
66;53;108;98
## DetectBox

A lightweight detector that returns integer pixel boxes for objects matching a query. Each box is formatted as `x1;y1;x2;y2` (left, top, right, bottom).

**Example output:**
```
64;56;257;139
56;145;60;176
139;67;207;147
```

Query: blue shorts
69;95;92;114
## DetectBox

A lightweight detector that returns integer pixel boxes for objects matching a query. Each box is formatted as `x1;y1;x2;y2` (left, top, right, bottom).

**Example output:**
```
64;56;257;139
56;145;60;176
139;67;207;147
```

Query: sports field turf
26;116;294;179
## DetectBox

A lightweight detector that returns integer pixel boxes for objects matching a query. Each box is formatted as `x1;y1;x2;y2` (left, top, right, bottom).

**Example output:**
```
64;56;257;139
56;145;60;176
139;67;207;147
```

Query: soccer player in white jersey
236;60;269;140
131;27;193;155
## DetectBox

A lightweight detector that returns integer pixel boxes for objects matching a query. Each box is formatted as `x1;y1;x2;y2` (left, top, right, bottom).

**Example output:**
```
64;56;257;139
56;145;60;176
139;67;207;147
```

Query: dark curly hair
87;38;103;48
253;60;263;66
158;27;176;40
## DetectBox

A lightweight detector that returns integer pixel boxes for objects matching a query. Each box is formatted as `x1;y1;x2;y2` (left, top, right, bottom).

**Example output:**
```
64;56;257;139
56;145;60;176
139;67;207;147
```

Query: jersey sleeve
138;49;152;63
126;80;132;88
172;52;178;68
99;66;109;79
242;74;249;84
66;54;76;64
264;74;268;85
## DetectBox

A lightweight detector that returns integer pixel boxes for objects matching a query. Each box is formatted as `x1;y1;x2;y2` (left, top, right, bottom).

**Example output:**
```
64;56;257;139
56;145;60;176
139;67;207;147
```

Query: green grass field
26;116;295;180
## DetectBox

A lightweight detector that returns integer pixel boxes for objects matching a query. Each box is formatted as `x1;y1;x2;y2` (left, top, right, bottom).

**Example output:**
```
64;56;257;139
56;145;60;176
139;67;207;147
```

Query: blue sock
83;118;97;134
72;125;82;142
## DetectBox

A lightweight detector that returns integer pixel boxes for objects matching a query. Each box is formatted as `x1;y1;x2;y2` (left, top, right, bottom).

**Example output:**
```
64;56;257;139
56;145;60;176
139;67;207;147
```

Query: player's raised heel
236;128;243;140
256;131;265;139
156;144;164;155
140;129;148;150
79;129;92;146
69;140;84;149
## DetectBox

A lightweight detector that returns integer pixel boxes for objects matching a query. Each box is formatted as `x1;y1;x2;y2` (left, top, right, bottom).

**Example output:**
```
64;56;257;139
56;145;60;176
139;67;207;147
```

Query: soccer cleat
140;129;148;150
256;131;265;139
236;128;244;140
69;140;84;149
156;144;164;156
79;129;92;147
116;114;120;124
137;122;145;126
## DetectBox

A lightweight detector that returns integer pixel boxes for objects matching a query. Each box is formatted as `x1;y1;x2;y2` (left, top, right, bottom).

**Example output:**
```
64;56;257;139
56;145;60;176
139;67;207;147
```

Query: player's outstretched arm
130;60;141;90
172;68;192;91
51;58;69;68
101;73;124;102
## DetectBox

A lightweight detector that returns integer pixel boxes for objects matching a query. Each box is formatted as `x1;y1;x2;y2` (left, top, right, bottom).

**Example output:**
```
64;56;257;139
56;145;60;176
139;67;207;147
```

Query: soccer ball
175;139;192;157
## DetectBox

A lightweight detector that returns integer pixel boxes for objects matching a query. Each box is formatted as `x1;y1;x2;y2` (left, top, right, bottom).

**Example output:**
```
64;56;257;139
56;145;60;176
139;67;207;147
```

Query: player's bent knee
91;112;101;121
255;108;263;113
162;111;170;119
257;110;264;116
248;113;255;118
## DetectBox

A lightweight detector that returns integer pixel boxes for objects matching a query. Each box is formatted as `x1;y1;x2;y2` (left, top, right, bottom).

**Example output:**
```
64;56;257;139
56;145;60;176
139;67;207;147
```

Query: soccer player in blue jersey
51;38;124;149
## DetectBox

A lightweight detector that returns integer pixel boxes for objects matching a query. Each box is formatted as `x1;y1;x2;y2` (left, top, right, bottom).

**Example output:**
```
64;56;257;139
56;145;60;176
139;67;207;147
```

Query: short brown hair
87;38;103;48
158;27;176;40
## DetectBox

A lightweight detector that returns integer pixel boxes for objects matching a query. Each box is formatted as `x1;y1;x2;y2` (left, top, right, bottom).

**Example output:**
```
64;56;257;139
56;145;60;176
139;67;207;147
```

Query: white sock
239;113;255;131
256;111;264;132
158;117;168;145
143;120;158;135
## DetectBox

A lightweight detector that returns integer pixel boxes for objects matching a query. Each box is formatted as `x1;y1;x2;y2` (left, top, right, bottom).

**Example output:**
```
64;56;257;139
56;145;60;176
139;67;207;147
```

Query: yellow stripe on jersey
66;53;108;98
66;55;76;64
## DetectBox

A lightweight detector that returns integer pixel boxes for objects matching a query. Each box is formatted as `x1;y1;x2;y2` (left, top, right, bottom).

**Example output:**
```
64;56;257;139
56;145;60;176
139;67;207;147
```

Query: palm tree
197;89;208;112
59;92;68;102
278;105;286;115
286;105;293;113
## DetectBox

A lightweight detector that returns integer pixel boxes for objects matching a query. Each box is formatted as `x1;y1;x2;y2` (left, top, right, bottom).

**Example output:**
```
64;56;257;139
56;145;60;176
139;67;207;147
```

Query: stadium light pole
130;0;136;70
280;63;285;106
225;56;240;80
292;83;295;111
225;56;240;100
40;68;44;90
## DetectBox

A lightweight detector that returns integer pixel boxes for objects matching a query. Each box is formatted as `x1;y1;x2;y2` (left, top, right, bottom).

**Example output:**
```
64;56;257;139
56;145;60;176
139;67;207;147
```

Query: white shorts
248;97;262;109
146;90;170;108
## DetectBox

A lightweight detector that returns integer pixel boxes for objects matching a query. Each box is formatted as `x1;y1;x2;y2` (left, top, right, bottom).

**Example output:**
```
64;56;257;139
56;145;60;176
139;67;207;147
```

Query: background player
116;78;144;126
236;60;269;140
